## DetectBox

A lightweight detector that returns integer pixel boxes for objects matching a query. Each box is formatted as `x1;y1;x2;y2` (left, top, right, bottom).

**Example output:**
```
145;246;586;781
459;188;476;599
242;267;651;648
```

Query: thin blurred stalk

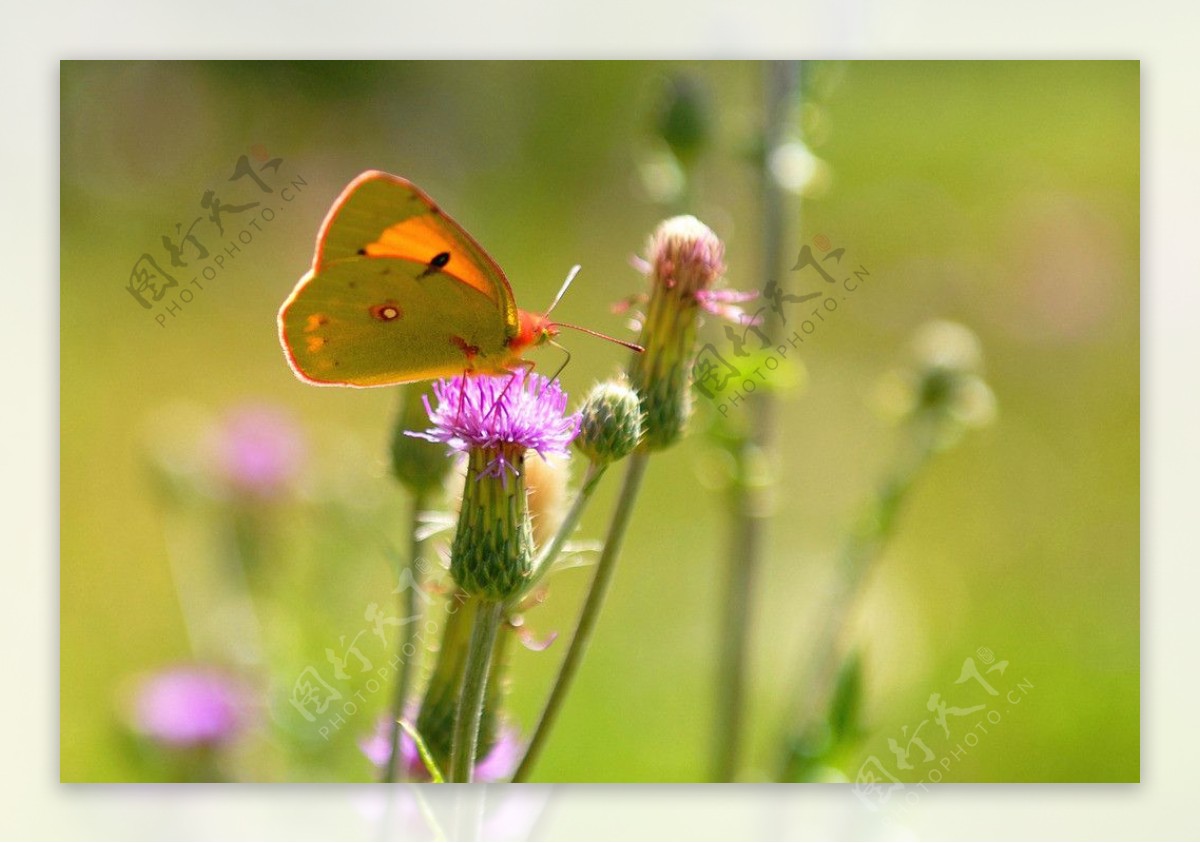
384;383;450;782
512;449;649;781
775;417;937;779
712;60;801;782
160;506;265;668
514;461;607;604
383;489;429;783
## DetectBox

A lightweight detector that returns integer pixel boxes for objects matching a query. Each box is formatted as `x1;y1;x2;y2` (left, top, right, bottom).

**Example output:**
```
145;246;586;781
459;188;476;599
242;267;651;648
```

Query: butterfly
278;170;637;388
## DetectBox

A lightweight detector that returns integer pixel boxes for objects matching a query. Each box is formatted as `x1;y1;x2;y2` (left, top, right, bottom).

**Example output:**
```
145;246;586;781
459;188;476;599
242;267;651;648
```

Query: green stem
775;417;937;779
513;461;607;606
713;440;763;781
712;59;801;782
383;491;428;783
512;449;650;782
449;598;503;783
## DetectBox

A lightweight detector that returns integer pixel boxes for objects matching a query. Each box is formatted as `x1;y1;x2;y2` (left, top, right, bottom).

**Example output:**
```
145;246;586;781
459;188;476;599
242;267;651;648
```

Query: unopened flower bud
909;320;994;426
390;384;450;495
656;75;711;169
575;380;644;465
647;215;726;300
875;320;997;448
629;215;728;451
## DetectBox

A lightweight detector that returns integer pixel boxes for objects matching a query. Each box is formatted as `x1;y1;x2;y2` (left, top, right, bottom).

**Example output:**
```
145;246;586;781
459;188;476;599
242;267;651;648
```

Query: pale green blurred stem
383;490;429;783
713;443;765;781
512;449;650;782
712;59;801;782
775;415;937;779
512;461;606;606
449;598;503;783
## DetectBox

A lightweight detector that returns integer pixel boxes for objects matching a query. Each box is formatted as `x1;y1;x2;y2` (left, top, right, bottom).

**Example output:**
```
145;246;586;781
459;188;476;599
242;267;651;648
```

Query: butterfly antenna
553;322;645;354
545;265;582;317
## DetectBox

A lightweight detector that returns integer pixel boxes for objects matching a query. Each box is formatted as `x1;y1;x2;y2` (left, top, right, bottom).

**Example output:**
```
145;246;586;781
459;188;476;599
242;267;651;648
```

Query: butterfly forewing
314;171;520;332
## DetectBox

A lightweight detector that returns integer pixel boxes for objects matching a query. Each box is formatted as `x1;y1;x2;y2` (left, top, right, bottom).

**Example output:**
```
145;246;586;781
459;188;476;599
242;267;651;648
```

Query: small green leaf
399;718;445;783
828;651;864;744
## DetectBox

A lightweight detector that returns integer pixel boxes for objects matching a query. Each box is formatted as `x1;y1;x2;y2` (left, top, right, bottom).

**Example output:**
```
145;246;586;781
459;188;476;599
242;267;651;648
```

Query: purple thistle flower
129;665;252;748
215;405;305;499
359;715;521;782
407;373;580;479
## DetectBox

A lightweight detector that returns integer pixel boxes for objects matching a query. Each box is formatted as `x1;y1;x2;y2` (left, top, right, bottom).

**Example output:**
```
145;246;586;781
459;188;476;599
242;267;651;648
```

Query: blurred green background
61;61;1138;782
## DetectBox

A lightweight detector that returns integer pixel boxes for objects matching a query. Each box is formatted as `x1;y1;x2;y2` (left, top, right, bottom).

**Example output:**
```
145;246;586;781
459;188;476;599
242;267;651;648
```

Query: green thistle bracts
576;380;645;464
451;447;535;601
626;215;726;452
628;287;698;452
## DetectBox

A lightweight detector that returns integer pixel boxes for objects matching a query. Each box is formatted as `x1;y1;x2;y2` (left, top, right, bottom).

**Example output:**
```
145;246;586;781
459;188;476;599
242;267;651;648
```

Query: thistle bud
656;75;711;170
575;380;644;465
874;320;997;449
908;320;995;430
628;215;727;451
389;383;450;495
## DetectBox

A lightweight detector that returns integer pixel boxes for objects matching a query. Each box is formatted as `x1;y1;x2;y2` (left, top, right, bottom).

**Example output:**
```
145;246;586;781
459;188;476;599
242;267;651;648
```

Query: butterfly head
512;309;559;352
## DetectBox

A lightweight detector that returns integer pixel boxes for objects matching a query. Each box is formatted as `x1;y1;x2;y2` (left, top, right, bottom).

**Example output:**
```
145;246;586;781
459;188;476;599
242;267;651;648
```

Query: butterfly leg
483;367;526;423
448;335;482;425
455;367;470;425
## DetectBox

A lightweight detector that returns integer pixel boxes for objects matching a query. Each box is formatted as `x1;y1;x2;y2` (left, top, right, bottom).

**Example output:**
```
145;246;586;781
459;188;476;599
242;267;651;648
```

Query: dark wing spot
357;247;367;255
418;250;452;280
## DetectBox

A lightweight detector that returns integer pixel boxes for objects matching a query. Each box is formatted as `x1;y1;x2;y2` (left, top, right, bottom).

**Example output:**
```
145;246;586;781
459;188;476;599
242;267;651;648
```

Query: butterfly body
279;171;553;388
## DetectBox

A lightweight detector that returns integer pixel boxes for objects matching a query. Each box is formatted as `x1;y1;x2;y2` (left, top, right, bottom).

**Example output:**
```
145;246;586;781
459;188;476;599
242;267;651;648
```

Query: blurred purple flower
473;726;522;782
130;665;252;748
359;715;521;782
215;405;305;498
407;373;580;479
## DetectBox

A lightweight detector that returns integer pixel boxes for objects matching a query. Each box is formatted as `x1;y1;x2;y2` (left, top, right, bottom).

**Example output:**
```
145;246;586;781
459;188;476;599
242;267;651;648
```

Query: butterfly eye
370;302;404;322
